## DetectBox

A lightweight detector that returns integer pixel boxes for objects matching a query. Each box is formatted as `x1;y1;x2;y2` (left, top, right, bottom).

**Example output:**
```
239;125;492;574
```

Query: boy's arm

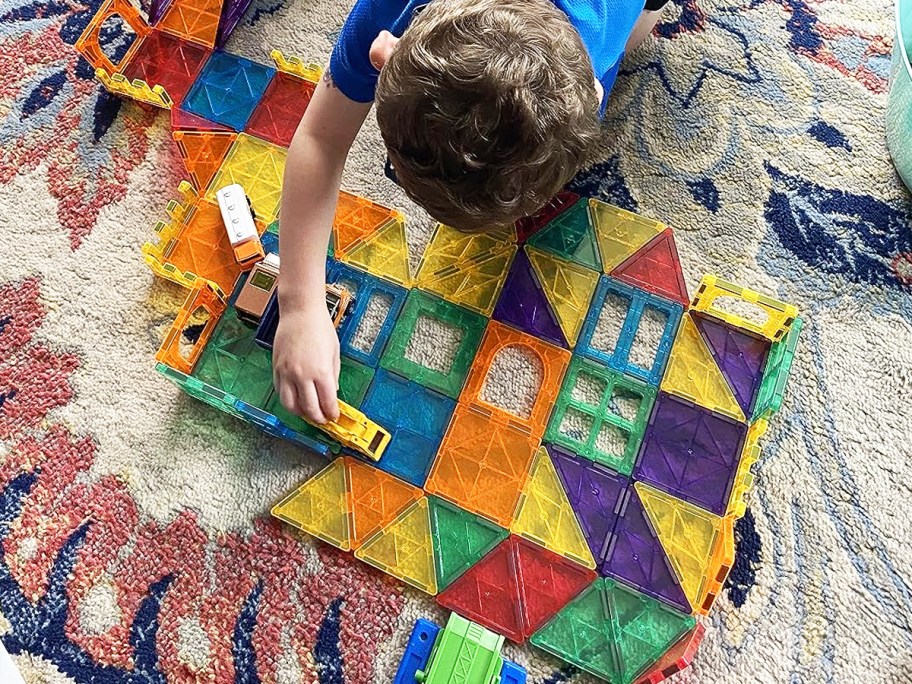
273;73;372;424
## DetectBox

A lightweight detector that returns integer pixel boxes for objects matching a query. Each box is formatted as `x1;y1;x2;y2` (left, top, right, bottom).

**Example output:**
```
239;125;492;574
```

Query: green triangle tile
530;579;621;682
527;200;601;270
607;579;696;683
429;496;509;589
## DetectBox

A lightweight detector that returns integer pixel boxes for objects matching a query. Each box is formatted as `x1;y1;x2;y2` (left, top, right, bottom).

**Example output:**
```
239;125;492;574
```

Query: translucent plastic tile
74;0;149;75
155;280;226;374
355;497;438;594
691;274;799;343
157;0;221;47
661;314;745;422
205;134;287;223
333;191;403;256
271;458;350;550
544;356;656;475
511;448;596;569
459;320;571;438
634;392;748;516
636;623;705;684
341;216;412;287
425;405;540;528
530;577;695;683
143;194;260;297
416;224;517;316
436;537;525;642
693;312;771;416
526;247;600;347
601;482;691;614
578;277;683;386
429;496;508;589
329;260;408;368
192;307;274;409
380;289;486;399
493;249;567;347
753;316;803;420
360;369;455;487
612;229;689;306
635;482;735;615
548;445;628;565
346;457;422;548
527;199;601;270
514;537;597;639
514;191;580;244
244;70;316;147
587;199;664;273
172;131;236;192
122;29;210;104
183;52;275;130
727;418;768;518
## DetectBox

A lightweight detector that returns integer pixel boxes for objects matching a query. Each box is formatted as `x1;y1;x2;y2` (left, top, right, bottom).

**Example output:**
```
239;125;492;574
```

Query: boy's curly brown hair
375;0;601;231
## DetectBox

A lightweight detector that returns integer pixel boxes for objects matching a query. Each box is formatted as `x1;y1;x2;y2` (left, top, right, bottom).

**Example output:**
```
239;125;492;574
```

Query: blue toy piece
182;51;276;131
577;276;683;385
358;369;455;487
394;615;528;684
253;293;279;350
328;260;408;368
394;619;441;684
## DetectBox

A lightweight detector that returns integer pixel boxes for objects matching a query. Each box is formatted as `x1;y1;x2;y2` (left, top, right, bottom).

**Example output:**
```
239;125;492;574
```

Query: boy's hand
272;303;341;424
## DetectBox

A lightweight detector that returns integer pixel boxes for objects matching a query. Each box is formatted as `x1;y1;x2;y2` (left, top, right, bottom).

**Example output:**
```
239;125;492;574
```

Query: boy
273;0;667;424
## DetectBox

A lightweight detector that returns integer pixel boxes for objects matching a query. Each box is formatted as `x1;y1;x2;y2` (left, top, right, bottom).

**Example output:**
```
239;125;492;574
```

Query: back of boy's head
375;0;600;232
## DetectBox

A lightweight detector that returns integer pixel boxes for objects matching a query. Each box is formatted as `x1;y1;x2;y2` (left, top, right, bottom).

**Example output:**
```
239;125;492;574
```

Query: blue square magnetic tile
182;51;275;131
360;369;456;486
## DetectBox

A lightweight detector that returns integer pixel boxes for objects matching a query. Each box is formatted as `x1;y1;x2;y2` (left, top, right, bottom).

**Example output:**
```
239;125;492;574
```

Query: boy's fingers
278;382;299;416
300;383;326;424
316;376;340;422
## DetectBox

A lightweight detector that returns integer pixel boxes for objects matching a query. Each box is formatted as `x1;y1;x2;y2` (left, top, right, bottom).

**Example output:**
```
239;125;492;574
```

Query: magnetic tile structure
77;16;805;681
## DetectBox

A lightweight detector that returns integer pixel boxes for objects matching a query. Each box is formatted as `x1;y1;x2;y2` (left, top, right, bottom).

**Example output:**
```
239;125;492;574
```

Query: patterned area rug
1;0;911;681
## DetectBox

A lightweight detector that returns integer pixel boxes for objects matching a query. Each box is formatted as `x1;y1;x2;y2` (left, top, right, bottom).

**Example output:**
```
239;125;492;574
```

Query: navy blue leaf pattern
234;583;263;684
808;121;851;151
568;157;637;212
314;597;345;684
687;178;720;212
764;163;912;290
727;509;762;608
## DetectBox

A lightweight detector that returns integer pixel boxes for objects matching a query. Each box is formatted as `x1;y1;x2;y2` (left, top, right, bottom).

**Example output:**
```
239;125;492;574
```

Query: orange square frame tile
459;320;571;437
425;404;540;527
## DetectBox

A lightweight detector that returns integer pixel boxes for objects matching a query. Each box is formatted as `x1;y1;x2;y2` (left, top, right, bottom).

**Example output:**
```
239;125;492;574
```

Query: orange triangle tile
346;457;423;548
173;131;236;192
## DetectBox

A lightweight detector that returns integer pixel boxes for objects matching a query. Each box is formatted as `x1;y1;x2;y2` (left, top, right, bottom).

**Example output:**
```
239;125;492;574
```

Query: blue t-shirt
329;0;643;115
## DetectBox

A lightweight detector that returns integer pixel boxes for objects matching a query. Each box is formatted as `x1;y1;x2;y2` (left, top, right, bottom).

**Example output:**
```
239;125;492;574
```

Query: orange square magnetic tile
459;320;571;437
424;404;540;527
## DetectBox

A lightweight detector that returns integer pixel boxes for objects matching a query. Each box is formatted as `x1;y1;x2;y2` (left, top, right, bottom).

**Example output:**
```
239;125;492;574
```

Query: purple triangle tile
633;393;748;515
693;312;770;415
149;0;172;25
493;249;566;347
601;485;691;613
216;0;255;48
548;444;628;563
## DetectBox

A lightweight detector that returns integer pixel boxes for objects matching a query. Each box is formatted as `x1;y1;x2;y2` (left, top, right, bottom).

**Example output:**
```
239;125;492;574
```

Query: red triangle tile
612;229;689;306
514;537;597;637
436;537;524;642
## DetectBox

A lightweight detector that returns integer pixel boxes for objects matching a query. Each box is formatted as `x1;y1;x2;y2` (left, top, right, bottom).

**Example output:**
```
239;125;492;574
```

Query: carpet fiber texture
1;0;911;681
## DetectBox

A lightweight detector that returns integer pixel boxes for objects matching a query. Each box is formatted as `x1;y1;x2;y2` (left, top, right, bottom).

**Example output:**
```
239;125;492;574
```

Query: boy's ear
369;30;400;71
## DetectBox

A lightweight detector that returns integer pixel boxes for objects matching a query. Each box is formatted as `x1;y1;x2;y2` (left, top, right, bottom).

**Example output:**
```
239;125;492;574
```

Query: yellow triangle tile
588;199;664;272
271;458;350;551
527;247;599;346
636;482;734;615
661;314;745;421
416;223;513;276
511;448;595;569
342;217;412;287
355;498;438;594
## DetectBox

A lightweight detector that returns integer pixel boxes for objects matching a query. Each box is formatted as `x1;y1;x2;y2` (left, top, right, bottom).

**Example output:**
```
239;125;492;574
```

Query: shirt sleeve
329;0;413;103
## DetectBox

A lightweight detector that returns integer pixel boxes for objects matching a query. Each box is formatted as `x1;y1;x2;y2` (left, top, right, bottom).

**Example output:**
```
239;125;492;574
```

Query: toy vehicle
313;402;390;461
235;253;280;324
394;613;527;684
253;282;353;346
216;183;264;266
